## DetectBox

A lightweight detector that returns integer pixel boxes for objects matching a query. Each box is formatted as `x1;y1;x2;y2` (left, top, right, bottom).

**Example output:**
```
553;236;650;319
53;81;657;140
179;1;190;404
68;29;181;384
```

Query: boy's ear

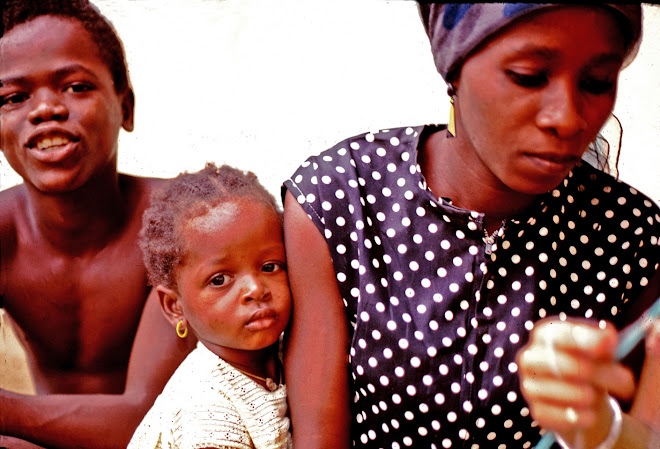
156;284;184;329
121;88;135;132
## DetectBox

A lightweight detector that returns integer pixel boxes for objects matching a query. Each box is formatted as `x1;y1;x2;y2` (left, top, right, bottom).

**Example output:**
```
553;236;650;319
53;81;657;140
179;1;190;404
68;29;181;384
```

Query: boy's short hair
1;0;131;94
139;163;283;290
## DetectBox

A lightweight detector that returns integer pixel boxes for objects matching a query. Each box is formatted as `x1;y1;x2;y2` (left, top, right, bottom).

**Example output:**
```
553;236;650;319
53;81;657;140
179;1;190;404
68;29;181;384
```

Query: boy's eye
0;93;29;107
210;274;231;287
507;71;547;88
262;262;285;273
64;83;93;93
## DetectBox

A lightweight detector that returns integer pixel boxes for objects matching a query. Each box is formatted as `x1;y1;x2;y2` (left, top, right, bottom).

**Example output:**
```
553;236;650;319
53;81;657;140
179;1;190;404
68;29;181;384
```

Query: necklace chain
235;366;281;392
483;220;506;255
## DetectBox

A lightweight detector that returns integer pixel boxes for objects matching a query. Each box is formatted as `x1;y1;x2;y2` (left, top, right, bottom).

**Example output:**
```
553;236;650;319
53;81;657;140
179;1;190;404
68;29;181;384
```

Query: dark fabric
283;125;660;449
418;3;642;80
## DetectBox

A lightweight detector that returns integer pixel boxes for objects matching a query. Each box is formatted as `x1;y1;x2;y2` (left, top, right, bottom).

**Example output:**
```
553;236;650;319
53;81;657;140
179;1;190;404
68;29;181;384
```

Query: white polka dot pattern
284;125;660;448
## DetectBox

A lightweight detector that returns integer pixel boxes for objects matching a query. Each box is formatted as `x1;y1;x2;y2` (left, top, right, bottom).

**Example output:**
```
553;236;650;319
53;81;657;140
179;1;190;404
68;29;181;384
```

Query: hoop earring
176;320;188;339
447;83;456;138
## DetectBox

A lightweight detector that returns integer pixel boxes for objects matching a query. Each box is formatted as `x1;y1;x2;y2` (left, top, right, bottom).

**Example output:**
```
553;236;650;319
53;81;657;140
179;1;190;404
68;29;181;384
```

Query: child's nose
28;89;69;125
239;273;268;303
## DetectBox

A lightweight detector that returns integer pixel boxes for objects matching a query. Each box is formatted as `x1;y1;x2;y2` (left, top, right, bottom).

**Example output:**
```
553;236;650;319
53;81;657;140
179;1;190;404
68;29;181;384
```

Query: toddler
129;163;292;448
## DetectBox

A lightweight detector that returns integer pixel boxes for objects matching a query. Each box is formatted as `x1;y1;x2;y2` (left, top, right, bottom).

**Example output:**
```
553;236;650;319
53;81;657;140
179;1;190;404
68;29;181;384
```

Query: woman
282;4;659;449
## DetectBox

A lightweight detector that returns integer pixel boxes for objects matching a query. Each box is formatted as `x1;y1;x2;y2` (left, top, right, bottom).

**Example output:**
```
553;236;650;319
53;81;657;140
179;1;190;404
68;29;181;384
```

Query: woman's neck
419;129;539;231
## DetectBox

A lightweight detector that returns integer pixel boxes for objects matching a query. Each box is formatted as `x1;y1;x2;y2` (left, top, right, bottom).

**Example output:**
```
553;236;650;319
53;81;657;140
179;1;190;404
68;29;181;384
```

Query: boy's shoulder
0;184;25;235
118;173;169;210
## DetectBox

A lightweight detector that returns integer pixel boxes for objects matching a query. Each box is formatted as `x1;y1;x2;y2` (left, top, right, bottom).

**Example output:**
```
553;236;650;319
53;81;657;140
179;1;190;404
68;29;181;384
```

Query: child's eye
0;92;29;107
210;274;231;287
580;78;615;95
64;83;93;94
507;71;547;88
262;262;285;273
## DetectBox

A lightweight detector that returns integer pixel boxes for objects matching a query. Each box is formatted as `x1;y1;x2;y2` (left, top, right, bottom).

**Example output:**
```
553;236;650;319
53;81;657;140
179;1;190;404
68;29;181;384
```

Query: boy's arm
0;288;196;449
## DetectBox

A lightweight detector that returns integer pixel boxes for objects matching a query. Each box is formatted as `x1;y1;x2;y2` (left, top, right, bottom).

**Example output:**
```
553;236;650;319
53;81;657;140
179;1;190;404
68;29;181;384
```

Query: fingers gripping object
535;295;660;449
176;320;188;339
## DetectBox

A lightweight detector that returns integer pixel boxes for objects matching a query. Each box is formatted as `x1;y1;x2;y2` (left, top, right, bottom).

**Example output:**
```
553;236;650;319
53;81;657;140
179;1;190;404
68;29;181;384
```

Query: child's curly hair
139;163;282;290
2;0;131;95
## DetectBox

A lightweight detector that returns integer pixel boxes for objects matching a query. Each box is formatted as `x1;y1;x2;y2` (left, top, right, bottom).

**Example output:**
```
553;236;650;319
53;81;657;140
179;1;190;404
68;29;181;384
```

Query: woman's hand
516;318;635;448
630;320;660;431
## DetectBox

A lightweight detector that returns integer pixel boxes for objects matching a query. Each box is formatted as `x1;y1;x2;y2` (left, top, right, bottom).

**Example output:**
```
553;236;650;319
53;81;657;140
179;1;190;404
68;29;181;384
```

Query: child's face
175;199;291;359
0;15;133;193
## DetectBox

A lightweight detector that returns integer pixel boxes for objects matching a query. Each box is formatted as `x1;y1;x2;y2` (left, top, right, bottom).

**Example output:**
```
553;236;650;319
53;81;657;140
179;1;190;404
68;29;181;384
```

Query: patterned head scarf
418;3;643;81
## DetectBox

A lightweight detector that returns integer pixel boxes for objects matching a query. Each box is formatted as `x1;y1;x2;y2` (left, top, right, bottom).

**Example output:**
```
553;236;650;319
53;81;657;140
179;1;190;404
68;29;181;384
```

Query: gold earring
447;83;456;138
176;320;188;338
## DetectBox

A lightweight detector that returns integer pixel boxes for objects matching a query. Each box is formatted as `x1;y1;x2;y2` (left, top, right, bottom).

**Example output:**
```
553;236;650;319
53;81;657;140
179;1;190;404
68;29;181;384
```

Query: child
129;163;292;448
0;1;192;447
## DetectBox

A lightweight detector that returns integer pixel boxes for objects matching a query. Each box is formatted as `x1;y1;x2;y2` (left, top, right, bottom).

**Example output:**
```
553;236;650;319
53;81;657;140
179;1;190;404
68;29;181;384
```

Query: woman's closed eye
580;77;615;95
506;70;548;88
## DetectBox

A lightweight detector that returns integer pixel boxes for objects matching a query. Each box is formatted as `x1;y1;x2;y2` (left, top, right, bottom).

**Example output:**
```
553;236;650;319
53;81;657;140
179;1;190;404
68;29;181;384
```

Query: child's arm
282;191;352;449
0;288;196;449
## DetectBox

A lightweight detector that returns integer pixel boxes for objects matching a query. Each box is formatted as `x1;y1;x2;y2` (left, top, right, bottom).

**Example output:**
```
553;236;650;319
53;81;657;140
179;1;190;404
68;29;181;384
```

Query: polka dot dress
284;125;660;449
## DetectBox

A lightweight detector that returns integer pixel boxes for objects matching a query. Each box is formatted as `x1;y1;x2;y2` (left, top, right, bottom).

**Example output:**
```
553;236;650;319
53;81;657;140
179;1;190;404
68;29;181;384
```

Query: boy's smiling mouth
36;135;72;151
26;130;81;163
27;129;80;151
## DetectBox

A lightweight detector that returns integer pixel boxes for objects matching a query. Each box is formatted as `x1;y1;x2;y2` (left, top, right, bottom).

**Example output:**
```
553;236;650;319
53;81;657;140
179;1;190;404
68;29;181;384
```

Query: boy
0;1;195;447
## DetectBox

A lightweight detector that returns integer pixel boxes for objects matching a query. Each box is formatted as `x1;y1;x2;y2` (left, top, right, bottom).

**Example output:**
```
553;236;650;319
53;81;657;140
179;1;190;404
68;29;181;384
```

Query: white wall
2;1;659;204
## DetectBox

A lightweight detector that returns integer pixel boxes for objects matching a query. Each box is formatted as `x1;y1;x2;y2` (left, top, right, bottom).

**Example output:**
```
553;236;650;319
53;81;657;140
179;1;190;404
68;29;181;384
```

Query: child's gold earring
176;320;188;338
447;83;456;138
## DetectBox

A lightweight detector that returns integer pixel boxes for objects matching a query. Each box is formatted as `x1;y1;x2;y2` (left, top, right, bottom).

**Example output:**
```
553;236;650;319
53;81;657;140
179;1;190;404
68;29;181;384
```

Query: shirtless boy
0;1;194;447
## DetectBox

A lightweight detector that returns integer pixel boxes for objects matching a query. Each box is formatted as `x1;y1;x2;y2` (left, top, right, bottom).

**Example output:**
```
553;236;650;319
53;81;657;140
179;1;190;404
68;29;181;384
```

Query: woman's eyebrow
502;43;624;68
504;44;559;61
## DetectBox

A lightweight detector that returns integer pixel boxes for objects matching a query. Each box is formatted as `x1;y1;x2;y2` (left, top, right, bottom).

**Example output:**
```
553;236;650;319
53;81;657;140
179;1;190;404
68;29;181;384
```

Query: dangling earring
447;83;456;138
176;320;188;338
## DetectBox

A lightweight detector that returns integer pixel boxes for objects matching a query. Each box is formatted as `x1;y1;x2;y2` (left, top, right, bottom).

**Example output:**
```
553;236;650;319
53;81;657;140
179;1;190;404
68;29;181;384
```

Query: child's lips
246;308;277;330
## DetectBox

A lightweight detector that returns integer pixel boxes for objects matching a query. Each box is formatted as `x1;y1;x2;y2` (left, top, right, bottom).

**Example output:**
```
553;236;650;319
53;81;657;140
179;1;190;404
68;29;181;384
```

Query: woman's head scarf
418;3;643;81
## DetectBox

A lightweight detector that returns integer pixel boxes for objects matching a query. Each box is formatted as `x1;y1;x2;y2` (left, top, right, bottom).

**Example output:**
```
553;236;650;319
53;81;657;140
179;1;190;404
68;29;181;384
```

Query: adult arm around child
283;190;352;449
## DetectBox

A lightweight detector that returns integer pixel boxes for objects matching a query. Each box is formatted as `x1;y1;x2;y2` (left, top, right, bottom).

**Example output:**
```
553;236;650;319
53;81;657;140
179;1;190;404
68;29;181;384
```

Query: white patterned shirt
128;342;291;449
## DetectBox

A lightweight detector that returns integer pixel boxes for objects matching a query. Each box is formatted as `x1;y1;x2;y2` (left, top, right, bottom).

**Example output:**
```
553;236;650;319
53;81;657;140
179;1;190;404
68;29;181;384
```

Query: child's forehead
186;202;243;234
181;199;280;237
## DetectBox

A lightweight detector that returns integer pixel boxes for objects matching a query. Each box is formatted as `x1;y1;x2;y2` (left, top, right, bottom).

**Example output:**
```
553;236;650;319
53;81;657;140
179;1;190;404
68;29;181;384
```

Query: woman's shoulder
291;125;427;174
567;162;660;218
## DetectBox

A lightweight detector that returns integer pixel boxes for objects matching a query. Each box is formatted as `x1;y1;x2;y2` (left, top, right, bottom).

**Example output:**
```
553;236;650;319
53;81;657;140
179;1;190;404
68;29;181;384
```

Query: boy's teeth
36;136;70;150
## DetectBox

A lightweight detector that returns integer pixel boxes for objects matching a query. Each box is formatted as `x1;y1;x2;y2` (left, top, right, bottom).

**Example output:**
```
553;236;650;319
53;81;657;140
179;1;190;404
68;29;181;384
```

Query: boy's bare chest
3;238;150;387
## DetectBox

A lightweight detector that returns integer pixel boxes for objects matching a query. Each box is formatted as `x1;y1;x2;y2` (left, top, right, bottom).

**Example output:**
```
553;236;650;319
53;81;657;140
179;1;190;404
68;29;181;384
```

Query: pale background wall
1;1;659;204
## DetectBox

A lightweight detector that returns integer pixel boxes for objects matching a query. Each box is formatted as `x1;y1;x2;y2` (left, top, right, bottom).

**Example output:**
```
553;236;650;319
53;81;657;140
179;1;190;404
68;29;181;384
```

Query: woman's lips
523;152;580;175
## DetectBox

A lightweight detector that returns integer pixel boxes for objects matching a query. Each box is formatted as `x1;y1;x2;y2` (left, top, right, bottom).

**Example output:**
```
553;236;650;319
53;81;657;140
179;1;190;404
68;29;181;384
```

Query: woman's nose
27;89;69;125
536;81;588;139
